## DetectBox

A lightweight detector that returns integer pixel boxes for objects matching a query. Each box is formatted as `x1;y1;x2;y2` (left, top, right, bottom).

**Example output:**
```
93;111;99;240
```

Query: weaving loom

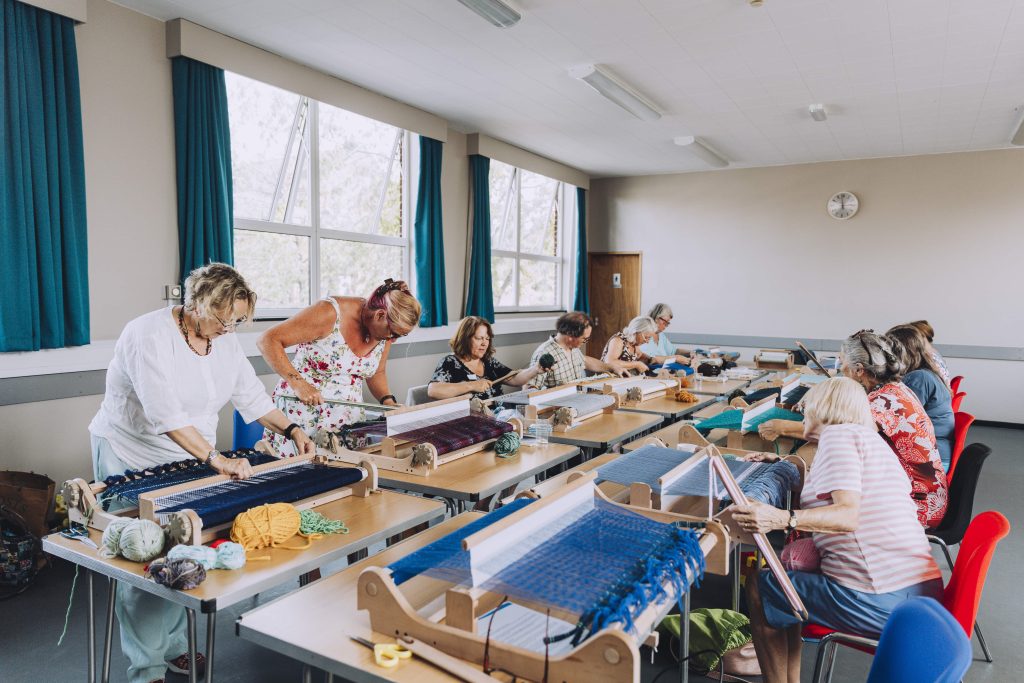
357;474;736;683
754;349;795;370
322;396;523;476
493;383;618;432
581;376;680;406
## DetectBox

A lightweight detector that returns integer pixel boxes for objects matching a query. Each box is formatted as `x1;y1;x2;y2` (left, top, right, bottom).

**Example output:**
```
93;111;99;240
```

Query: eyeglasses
386;320;410;341
656;316;672;325
211;311;247;330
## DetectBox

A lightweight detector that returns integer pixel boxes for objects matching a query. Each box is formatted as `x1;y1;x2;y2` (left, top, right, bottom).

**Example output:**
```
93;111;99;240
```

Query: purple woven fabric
395;414;513;455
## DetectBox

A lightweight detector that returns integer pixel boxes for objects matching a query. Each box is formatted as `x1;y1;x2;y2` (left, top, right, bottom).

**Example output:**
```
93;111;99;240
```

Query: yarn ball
166;542;247;570
147;557;207;590
539;353;555;370
494;431;521;457
298;509;349;536
674;389;698;403
781;537;820;572
99;518;165;562
230;502;301;552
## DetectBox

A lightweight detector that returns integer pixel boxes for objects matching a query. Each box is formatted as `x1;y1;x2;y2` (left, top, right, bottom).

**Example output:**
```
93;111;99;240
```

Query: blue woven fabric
696;407;803;434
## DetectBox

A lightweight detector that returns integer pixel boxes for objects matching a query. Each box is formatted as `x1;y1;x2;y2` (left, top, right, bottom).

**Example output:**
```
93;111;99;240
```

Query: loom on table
322;396;523;476
493;383;618;431
754;349;795;370
357;474;737;683
583;376;680;406
741;371;827;409
694;395;804;451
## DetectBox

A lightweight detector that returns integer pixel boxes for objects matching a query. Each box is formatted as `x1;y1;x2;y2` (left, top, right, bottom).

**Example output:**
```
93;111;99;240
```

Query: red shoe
166;652;206;676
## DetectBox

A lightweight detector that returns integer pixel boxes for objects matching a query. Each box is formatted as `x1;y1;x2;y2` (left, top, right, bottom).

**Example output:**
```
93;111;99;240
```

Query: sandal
166;652;206;676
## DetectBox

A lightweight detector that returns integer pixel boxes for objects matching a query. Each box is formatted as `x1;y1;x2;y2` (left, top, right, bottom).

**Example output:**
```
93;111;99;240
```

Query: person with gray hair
601;315;665;374
639;303;697;373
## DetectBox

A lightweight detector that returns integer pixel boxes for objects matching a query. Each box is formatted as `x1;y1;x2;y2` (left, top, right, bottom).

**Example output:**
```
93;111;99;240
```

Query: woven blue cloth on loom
781;385;810;405
155;463;364;527
597;445;799;508
388;498;534;585
98;449;279;509
695;407;803;434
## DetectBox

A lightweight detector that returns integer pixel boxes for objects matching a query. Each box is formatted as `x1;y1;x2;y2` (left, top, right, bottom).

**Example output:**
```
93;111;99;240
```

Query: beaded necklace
177;306;211;356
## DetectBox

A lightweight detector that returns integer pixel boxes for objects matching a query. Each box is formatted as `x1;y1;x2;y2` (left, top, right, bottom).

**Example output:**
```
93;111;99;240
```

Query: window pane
320;238;404;297
489;160;516;251
519;259;558;307
520;171;559;256
235;230;309;309
319;104;404;236
491;256;516;307
226;72;311;225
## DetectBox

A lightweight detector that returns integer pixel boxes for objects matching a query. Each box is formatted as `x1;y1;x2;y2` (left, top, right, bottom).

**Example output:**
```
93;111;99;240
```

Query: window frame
227;77;414;320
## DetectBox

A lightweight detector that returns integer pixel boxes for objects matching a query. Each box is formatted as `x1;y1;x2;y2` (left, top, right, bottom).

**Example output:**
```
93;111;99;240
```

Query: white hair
647;303;673;321
624;316;658;340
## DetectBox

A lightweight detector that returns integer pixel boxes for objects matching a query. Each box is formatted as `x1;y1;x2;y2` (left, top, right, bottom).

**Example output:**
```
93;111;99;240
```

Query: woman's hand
471;378;493;394
608;361;631;377
742;451;780;463
291;429;316;455
291;379;323;406
632;361;650;373
758;419;786;442
211;455;253;480
732;501;787;535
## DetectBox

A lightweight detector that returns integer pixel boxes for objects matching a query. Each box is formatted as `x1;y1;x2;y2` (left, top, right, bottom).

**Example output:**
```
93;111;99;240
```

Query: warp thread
230;503;311;552
494;432;521;458
166;542;247;570
99;518;165;562
299;509;349;536
147;558;207;590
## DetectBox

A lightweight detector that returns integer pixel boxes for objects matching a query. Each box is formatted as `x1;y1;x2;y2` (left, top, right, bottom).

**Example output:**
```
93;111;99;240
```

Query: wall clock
827;191;859;220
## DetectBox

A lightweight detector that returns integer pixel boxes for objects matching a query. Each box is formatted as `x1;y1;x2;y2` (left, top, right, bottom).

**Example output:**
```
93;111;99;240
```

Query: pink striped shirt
802;424;941;594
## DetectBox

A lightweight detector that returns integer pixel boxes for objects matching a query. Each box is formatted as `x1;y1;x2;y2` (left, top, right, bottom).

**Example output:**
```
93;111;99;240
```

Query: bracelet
380;394;397;405
283;423;302;440
206;449;222;465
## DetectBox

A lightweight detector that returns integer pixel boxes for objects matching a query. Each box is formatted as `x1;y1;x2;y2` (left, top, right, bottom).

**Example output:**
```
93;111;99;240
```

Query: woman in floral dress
258;279;421;454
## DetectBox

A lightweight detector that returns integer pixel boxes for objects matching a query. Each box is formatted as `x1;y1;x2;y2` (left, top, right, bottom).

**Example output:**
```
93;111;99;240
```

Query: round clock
827;191;859;220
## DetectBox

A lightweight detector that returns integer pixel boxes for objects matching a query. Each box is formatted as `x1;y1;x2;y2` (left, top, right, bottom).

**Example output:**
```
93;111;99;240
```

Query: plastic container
529;421;553;445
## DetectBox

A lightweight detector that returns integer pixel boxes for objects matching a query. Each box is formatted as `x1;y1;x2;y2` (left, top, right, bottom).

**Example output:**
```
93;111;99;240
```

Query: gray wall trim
0;330;553;407
667;333;1023;361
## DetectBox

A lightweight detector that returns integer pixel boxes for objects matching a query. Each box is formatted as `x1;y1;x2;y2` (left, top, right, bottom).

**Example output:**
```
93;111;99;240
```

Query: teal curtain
413;135;447;327
0;0;89;351
464;155;494;321
573;187;590;313
171;56;233;283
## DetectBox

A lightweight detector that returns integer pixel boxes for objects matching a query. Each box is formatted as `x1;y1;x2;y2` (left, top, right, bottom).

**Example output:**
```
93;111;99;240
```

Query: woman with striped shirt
734;377;942;683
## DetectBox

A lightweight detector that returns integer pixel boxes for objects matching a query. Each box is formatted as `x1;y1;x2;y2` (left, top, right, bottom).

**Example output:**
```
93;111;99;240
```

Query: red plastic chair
947;412;975;482
950;375;964;394
951;391;966;412
805;511;1011;682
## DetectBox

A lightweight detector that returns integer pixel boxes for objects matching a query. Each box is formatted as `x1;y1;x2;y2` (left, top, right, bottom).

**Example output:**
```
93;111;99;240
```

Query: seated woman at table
886;324;955;470
639;303;696;373
427;316;547;400
735;377;942;683
908;319;952;384
89;263;315;683
600;316;661;375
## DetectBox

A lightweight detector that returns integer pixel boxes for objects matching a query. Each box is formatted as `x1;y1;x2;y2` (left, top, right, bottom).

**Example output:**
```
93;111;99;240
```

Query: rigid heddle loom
583;376;680;406
323;396;523;476
358;474;731;683
494;384;617;431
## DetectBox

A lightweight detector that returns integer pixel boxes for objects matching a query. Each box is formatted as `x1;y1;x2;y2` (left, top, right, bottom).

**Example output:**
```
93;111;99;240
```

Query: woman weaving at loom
88;263;315;683
734;377;943;683
638;303;697;374
527;311;631;388
758;330;947;528
258;278;421;453
426;316;548;400
600;316;660;374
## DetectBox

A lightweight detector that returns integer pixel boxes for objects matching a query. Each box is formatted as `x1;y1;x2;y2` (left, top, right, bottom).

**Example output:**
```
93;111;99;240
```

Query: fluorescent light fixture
809;103;827;122
1012;107;1024;145
673;136;729;168
568;64;661;121
456;0;521;28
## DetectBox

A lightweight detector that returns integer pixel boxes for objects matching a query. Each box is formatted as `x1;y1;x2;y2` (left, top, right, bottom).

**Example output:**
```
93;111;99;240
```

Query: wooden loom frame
508;383;620;432
323;396;524;476
357;473;729;683
754;348;795;370
581;375;681;407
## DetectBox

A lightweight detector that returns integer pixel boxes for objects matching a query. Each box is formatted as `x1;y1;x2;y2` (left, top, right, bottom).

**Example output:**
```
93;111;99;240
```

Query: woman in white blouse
89;263;313;683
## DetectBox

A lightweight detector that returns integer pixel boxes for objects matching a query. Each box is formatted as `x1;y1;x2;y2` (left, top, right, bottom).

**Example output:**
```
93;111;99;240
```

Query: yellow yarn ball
230;502;301;552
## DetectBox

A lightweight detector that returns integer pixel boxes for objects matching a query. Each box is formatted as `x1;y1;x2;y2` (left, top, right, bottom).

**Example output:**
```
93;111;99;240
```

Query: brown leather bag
0;471;55;542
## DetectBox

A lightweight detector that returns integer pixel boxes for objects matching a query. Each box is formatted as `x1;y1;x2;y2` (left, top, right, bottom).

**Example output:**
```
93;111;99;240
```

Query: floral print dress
266;298;385;454
868;382;948;528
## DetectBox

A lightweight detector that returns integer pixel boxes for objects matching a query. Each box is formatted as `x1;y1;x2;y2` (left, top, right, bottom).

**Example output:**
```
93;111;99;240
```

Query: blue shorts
758;570;943;637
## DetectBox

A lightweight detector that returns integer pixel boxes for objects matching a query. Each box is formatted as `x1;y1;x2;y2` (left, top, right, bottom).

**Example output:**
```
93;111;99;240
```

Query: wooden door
587;252;642;358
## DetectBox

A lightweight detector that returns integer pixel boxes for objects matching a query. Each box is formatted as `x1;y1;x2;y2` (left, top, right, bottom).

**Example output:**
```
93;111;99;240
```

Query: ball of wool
494;431;521;457
230;502;301;551
147;557;207;590
100;518;165;562
167;541;247;570
781;537;820;573
539;353;555;370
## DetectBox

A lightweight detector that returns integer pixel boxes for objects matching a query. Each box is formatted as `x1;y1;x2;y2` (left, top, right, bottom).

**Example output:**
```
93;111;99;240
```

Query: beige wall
590;149;1024;422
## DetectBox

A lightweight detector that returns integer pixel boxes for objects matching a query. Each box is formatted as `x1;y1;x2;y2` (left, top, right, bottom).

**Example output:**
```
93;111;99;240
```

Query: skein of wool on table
298;509;349;537
99;518;165;562
230;502;311;552
147;557;206;590
166;542;247;570
494;431;521;458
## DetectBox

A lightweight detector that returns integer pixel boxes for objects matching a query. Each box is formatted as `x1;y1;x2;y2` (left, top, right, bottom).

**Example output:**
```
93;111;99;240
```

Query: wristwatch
786;510;798;532
207;449;223;465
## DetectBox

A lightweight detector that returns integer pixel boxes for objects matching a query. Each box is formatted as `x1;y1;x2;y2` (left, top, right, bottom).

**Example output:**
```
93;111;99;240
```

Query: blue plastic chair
232;410;265;450
865;597;972;682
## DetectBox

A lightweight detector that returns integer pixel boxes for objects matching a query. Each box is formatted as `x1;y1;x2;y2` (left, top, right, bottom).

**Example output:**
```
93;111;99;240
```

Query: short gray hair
841;330;904;383
184;262;257;321
624;316;658;340
647;303;673;321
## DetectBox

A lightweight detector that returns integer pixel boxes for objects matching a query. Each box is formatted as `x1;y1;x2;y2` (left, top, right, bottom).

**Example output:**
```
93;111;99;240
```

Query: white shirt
89;307;275;470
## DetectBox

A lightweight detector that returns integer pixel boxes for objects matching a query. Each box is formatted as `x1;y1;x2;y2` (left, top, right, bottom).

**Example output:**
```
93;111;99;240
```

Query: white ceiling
112;0;1024;177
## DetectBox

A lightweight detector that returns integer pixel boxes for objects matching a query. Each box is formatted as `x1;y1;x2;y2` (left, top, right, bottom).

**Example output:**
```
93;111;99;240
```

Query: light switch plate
612;273;622;288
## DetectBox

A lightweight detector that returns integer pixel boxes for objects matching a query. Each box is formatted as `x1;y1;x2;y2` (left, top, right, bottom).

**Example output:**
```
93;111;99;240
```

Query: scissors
60;524;99;550
350;636;411;668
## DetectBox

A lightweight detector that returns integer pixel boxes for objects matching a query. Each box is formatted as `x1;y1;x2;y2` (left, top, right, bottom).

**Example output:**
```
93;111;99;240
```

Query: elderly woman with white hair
733;377;942;683
638;303;697;373
601;316;663;374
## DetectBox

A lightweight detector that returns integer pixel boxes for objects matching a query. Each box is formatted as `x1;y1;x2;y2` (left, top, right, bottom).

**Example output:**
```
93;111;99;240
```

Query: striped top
802;424;941;594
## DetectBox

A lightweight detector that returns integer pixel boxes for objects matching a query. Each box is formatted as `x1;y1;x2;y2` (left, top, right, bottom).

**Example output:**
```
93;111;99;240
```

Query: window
489;160;569;312
226;72;412;316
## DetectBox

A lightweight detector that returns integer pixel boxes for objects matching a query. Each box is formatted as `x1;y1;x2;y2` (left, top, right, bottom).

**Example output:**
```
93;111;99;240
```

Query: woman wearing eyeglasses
259;279;421;454
89;263;315;683
638;303;696;374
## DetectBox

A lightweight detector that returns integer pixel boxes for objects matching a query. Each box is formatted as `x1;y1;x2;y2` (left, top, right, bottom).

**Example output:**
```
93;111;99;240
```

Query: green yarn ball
494;431;521;457
100;518;165;562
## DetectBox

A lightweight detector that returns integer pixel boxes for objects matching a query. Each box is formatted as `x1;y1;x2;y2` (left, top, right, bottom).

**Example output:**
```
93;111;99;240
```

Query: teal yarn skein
494;431;521;458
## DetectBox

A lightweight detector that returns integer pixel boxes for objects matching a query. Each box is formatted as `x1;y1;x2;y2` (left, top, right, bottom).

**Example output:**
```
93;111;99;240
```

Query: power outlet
163;284;182;301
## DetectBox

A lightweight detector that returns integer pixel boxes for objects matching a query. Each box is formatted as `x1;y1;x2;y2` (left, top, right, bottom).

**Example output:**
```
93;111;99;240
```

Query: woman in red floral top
840;330;948;528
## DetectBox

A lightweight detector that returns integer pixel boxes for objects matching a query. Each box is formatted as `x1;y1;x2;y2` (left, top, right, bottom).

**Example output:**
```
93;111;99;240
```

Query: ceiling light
809;104;827;122
456;0;521;28
674;136;729;168
1012;107;1024;145
568;64;661;121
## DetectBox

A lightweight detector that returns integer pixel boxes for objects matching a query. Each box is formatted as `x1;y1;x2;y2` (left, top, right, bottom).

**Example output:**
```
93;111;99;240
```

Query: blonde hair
909;320;935;343
183;263;256;322
624;316;657;341
367;279;421;333
450;316;494;360
801;377;875;429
